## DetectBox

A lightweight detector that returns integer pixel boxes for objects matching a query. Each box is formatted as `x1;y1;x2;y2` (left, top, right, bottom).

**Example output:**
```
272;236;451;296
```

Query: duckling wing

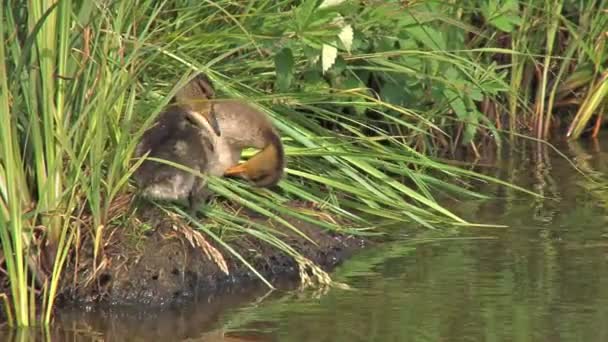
135;110;187;157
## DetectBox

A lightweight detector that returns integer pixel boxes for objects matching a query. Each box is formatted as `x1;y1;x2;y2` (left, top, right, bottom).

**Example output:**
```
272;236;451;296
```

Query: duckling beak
205;107;222;137
224;163;247;176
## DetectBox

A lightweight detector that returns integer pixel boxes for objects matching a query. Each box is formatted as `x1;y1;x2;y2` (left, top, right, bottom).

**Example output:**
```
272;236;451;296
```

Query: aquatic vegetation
0;0;604;326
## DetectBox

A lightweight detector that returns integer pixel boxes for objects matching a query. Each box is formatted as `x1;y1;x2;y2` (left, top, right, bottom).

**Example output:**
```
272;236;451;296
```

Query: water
5;137;608;341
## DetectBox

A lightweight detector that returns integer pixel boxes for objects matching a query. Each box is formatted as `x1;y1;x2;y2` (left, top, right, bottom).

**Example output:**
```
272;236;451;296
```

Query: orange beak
224;163;247;176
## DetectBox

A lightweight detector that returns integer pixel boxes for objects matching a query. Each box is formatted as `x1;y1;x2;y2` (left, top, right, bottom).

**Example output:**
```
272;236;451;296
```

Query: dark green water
5;138;608;341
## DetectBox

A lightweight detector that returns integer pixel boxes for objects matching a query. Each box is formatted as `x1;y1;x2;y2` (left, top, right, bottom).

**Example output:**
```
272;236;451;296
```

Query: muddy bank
58;200;368;307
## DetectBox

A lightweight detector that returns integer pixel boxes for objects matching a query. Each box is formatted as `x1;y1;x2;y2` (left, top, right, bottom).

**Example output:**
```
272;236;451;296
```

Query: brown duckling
133;76;221;209
174;74;285;187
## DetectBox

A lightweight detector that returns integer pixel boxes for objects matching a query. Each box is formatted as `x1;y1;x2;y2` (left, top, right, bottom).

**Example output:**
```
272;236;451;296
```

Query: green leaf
490;15;516;32
294;0;320;32
380;83;405;106
302;69;329;92
274;47;295;92
403;26;446;50
462;109;480;145
482;0;521;33
444;88;467;120
445;87;481;145
339;74;365;90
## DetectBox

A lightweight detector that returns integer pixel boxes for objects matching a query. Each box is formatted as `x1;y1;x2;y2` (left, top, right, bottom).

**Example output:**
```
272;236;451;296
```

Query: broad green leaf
444;88;467;120
482;0;521;32
462;110;480;145
403;26;446;50
294;0;319;32
380;83;405;107
491;15;519;32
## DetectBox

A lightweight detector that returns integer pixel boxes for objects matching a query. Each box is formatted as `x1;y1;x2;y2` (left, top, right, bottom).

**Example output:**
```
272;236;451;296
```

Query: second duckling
133;76;221;210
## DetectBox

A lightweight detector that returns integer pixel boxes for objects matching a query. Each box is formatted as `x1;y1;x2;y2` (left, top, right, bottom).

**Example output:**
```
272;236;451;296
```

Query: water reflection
4;137;608;341
1;283;280;341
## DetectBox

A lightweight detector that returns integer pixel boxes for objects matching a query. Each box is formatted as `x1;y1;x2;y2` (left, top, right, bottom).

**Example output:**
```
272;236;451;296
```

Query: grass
0;0;604;327
472;0;608;140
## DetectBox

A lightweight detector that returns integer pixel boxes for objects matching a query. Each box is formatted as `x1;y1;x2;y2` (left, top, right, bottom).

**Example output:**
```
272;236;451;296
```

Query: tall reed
0;0;167;326
465;0;608;140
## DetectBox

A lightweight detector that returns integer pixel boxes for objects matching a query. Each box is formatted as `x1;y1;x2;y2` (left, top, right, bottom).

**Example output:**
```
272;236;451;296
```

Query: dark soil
57;199;368;307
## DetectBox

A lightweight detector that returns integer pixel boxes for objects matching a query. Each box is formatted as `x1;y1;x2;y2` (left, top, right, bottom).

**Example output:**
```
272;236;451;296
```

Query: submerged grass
0;0;604;326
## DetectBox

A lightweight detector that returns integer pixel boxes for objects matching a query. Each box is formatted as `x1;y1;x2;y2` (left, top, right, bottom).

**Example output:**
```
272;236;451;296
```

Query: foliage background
0;0;605;326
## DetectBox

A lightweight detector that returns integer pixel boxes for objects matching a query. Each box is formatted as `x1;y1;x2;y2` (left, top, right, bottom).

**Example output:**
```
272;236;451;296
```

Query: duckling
133;76;221;210
174;74;285;187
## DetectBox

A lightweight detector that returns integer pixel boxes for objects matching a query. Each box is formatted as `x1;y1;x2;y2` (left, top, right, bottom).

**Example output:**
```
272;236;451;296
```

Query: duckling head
173;73;221;136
